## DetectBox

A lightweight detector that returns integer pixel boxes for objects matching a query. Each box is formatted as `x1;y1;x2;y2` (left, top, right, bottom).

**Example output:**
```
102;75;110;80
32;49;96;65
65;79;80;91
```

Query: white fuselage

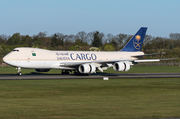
3;47;144;69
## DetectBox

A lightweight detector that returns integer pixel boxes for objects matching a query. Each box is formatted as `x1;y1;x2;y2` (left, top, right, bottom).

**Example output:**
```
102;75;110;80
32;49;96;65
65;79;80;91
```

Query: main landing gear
61;70;77;75
17;67;22;76
61;70;70;75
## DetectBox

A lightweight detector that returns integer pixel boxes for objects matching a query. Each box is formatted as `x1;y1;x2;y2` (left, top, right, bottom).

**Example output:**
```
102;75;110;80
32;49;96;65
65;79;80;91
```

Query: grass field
0;66;180;118
0;65;180;74
0;78;180;119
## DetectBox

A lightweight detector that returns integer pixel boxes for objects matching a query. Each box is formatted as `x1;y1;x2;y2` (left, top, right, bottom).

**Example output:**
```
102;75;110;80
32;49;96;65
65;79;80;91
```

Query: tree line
1;31;180;63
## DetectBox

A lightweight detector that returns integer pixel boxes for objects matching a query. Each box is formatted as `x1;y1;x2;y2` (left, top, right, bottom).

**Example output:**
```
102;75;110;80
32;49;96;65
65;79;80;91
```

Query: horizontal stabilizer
134;58;177;62
132;52;166;58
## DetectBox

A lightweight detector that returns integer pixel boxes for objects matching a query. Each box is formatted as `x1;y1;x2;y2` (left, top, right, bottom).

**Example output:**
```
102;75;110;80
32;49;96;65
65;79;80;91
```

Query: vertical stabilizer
121;27;147;52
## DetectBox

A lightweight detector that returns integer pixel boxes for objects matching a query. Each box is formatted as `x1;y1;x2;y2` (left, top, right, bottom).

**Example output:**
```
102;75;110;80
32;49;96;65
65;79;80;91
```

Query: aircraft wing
59;59;131;67
57;58;177;72
59;58;177;69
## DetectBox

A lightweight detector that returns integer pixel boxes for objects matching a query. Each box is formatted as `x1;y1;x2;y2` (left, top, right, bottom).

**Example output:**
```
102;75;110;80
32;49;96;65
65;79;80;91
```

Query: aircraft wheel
17;72;22;76
61;70;69;75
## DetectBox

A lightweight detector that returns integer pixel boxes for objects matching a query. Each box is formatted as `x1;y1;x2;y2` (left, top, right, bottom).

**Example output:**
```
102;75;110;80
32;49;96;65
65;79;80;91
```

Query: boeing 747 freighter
3;27;173;75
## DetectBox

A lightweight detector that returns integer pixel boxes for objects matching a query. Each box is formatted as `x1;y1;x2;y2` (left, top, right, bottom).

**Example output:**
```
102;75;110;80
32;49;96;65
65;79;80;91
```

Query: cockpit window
12;49;19;52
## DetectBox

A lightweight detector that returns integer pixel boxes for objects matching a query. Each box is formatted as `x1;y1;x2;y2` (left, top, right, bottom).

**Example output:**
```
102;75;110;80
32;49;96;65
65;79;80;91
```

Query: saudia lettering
56;52;97;60
57;57;70;60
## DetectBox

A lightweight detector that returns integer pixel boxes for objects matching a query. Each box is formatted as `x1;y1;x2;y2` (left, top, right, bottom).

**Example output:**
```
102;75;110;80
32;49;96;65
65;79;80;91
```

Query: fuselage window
32;53;36;56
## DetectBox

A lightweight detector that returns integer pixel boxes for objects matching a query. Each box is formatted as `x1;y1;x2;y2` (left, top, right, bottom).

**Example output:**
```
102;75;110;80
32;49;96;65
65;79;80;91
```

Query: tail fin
120;27;147;52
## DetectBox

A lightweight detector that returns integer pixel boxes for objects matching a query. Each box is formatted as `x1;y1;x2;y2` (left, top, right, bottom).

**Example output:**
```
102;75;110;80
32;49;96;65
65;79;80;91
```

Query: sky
0;0;180;38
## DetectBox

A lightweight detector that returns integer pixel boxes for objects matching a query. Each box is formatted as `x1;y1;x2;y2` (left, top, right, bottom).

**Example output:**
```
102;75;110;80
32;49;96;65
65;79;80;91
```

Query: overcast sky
0;0;180;37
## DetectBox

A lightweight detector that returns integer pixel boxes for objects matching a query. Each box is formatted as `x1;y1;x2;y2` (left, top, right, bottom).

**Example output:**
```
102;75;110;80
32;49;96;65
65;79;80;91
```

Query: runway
1;73;180;80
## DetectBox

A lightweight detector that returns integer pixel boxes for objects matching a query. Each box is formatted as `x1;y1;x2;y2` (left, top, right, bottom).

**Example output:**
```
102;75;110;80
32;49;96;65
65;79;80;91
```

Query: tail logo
133;35;141;50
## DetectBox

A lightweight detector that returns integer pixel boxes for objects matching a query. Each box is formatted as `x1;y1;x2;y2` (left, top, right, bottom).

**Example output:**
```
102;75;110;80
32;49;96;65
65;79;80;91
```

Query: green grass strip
0;66;180;74
0;78;180;119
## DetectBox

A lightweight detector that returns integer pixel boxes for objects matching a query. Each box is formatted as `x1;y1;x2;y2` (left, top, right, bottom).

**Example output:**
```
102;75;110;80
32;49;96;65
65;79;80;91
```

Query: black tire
17;72;22;76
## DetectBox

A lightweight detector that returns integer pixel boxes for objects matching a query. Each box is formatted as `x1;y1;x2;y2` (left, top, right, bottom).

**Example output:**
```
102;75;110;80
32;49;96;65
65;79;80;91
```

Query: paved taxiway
0;73;180;80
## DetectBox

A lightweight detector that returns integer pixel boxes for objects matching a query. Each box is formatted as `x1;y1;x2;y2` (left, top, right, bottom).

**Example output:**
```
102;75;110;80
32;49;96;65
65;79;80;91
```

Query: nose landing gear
17;67;22;76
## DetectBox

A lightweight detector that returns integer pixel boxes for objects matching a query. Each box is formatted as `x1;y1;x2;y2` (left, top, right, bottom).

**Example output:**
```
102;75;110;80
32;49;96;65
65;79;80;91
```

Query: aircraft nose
3;55;8;63
3;54;12;65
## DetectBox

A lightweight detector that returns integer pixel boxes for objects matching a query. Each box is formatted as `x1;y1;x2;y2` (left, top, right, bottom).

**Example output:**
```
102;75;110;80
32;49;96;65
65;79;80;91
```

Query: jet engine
78;64;96;74
35;69;50;72
113;62;130;71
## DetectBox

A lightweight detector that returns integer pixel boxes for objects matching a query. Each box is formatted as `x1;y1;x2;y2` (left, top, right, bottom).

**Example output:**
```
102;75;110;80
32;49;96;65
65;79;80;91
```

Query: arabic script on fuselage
56;52;97;60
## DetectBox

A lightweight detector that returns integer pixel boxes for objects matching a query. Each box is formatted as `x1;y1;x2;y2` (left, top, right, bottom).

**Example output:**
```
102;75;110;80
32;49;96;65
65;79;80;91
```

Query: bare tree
169;33;180;40
67;34;76;42
38;32;47;38
142;35;153;52
0;34;9;44
87;31;95;45
106;33;114;43
116;34;128;48
75;31;87;43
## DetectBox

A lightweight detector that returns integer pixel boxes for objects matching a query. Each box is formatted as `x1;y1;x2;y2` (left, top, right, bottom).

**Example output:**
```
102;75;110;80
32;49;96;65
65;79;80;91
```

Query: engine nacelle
35;69;50;72
78;64;96;74
113;62;130;71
